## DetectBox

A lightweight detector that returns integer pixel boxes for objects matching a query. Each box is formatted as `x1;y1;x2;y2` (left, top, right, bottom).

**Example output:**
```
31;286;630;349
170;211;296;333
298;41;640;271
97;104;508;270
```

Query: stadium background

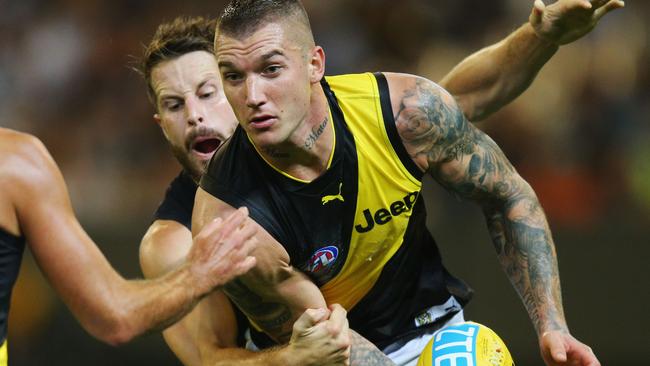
1;0;648;365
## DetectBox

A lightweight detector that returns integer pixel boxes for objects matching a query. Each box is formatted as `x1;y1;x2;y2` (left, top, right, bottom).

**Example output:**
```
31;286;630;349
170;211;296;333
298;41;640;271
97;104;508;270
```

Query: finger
197;217;224;242
570;0;593;10
199;208;247;244
572;344;600;366
590;0;610;9
327;304;348;329
594;0;625;20
232;255;257;275
543;332;568;363
221;207;250;233
219;223;258;261
530;0;545;25
211;214;257;255
293;308;329;331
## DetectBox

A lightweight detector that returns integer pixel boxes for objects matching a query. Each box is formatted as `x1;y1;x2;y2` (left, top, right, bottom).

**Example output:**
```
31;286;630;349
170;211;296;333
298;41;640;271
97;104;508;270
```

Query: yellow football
416;321;514;366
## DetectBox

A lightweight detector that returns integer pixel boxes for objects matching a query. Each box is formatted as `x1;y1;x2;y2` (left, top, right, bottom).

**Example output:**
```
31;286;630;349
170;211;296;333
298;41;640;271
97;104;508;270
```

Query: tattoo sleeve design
395;77;567;335
224;279;294;342
349;330;396;366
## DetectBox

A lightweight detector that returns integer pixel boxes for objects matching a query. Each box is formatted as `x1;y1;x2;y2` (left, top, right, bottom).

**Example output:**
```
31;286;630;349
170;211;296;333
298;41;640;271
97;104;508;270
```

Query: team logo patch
308;245;339;273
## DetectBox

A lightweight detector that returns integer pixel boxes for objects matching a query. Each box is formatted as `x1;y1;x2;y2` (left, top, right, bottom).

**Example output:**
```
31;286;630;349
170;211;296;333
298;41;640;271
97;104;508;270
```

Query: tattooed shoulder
393;76;468;171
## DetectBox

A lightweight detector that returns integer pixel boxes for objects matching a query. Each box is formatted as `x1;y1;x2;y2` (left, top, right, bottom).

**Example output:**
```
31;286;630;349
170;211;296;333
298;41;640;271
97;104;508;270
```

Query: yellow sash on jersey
320;73;422;310
0;340;7;366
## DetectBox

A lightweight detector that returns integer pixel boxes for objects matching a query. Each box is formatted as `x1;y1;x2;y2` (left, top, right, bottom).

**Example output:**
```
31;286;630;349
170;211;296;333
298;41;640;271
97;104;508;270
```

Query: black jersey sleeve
152;171;198;230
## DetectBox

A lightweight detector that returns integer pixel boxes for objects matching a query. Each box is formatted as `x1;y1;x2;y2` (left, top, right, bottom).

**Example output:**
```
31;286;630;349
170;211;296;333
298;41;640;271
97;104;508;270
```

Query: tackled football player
192;1;618;365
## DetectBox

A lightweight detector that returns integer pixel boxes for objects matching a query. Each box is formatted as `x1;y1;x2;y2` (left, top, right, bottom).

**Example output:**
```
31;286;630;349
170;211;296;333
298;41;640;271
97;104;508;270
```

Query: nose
185;96;204;126
245;76;266;109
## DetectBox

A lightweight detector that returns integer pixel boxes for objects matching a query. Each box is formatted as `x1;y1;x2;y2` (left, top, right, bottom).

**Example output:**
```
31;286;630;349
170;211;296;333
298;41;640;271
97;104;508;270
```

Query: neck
257;83;332;182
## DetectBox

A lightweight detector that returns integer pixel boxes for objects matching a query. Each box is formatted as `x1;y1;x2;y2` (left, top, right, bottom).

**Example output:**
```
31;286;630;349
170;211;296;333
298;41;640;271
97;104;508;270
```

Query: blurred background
2;0;648;365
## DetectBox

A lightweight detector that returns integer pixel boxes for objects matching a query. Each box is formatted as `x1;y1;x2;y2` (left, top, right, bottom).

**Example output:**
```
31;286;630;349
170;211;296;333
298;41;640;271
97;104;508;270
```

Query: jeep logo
354;191;418;233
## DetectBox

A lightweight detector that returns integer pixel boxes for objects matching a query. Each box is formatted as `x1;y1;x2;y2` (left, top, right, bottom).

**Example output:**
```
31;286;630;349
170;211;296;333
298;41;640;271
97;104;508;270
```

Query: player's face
152;51;237;180
215;22;315;149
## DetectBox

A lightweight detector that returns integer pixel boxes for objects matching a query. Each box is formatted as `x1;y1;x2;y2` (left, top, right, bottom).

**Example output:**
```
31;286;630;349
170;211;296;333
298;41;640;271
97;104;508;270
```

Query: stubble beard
170;145;208;183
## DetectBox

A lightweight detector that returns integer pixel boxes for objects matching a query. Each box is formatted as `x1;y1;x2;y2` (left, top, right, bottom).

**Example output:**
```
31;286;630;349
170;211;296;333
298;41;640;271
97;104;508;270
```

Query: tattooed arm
192;188;395;365
384;73;599;366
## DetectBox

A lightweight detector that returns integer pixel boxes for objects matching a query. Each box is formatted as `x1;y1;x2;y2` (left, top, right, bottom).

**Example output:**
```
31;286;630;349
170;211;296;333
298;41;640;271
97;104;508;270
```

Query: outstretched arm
440;0;624;121
6;131;256;345
385;73;599;366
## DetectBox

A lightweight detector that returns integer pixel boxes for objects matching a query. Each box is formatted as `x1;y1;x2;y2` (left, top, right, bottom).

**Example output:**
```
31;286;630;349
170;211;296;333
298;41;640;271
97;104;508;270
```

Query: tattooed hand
384;72;596;364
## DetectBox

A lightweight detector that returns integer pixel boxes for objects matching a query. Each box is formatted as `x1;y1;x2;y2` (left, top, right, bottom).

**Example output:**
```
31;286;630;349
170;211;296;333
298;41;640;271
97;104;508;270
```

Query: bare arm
385;73;599;366
440;0;624;121
192;188;395;365
6;132;256;345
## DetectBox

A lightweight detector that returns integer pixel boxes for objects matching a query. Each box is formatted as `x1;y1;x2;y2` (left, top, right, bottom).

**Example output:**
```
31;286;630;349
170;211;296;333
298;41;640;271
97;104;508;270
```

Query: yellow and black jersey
0;227;25;364
201;72;472;349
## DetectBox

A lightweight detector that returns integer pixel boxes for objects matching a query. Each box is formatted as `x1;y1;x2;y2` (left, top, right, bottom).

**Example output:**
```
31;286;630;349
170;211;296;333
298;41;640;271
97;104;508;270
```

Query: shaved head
215;0;315;53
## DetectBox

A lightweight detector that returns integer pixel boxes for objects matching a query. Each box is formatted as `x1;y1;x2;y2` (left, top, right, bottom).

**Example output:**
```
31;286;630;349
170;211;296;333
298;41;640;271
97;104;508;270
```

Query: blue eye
264;65;281;74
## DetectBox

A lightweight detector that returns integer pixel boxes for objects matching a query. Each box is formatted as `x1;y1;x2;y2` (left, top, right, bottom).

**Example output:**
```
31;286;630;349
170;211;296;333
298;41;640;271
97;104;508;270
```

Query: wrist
525;22;561;49
176;262;211;300
275;344;307;366
537;319;569;338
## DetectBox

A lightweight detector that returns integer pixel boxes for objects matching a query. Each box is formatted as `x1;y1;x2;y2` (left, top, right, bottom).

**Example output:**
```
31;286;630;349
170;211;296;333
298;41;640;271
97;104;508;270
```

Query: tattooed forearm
304;117;328;149
224;279;294;342
349;330;396;366
485;203;566;335
392;75;567;336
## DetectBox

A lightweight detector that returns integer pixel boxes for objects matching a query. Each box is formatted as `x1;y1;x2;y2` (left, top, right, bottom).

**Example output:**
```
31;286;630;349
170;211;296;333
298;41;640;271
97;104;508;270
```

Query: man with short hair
0;127;258;366
139;1;622;364
189;1;617;365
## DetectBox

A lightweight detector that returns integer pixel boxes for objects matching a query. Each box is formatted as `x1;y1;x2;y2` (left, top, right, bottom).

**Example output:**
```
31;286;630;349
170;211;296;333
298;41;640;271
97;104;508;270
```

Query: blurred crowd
1;1;648;365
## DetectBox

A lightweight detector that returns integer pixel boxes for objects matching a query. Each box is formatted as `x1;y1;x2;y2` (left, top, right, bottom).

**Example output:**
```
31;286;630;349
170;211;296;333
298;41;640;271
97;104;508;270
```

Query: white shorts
383;310;466;366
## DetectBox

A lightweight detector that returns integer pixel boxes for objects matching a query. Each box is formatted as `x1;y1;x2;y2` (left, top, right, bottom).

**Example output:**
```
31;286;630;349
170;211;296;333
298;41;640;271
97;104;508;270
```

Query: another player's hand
186;207;258;293
288;304;351;366
539;330;600;366
529;0;624;45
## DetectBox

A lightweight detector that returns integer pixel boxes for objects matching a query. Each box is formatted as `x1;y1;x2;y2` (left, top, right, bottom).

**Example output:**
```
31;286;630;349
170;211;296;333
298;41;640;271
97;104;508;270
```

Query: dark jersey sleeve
152;171;198;230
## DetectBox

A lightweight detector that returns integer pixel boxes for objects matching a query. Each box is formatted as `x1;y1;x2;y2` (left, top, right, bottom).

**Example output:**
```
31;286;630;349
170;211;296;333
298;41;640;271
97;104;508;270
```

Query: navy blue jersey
0;228;25;345
153;171;198;230
152;170;248;346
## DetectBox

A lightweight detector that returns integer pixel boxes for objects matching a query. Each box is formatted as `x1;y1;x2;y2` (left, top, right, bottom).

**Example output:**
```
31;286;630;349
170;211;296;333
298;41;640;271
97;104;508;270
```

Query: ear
308;46;325;84
153;113;161;125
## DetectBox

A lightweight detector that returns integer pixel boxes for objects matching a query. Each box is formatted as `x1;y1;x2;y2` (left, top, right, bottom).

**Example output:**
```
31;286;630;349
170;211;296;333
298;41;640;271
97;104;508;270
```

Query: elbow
101;327;137;347
89;310;139;346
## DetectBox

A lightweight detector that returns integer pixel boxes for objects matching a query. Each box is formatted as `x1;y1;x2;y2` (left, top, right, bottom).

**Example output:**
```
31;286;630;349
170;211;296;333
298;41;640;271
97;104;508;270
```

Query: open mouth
192;138;221;155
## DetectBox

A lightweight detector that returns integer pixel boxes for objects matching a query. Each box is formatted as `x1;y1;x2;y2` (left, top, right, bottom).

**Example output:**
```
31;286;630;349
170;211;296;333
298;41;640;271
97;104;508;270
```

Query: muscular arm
439;23;557;121
4;131;254;345
389;72;565;334
440;0;624;121
192;188;395;365
140;220;241;366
